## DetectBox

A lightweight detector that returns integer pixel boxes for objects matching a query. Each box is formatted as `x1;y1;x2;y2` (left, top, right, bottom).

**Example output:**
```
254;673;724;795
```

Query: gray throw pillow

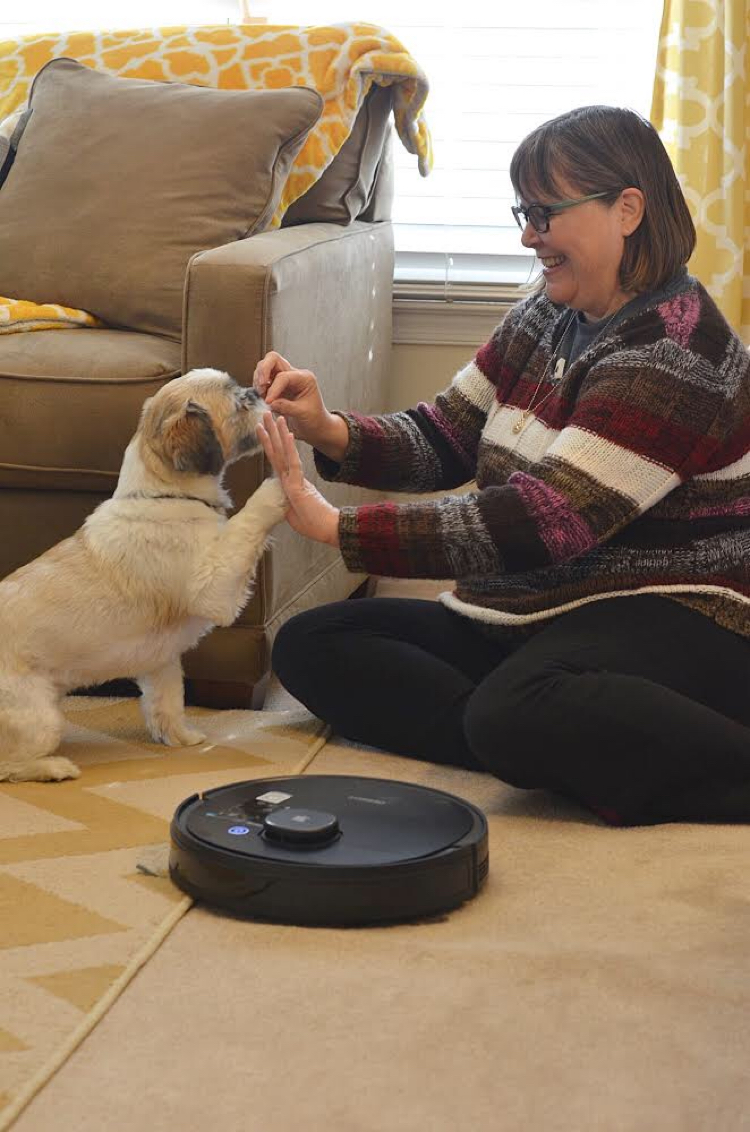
0;58;323;338
282;84;392;226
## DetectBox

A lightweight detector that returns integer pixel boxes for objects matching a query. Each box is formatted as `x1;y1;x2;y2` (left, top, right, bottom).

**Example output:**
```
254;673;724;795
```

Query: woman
255;105;750;827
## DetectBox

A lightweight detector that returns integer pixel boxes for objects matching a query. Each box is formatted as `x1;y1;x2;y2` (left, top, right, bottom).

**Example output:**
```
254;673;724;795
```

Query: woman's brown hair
509;105;696;293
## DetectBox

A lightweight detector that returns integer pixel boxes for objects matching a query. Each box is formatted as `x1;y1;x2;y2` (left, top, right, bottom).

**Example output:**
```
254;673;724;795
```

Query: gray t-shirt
556;268;688;374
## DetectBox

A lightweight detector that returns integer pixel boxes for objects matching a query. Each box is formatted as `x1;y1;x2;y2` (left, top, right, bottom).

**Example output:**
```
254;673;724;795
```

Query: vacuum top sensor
170;774;489;925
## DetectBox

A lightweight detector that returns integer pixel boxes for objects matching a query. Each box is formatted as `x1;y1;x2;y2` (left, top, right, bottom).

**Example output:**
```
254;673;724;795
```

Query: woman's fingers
257;412;301;482
252;351;291;396
256;414;285;477
259;370;291;407
275;415;303;473
262;370;313;414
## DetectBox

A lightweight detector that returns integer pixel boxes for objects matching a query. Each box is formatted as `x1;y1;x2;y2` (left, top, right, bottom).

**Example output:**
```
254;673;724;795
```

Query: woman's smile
539;254;566;273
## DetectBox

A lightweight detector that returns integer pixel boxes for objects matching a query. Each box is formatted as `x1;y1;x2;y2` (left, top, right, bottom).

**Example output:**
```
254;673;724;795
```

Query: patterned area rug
0;696;329;1130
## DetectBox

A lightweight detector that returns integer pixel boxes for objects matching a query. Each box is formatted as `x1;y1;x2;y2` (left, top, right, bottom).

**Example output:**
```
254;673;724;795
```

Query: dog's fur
0;368;287;782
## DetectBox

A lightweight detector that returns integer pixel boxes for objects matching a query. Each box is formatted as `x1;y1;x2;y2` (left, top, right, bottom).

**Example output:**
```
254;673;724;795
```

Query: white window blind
260;1;663;294
0;1;237;37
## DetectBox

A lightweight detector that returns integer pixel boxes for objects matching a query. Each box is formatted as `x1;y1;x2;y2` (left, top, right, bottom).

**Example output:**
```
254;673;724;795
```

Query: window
0;1;237;37
259;1;663;295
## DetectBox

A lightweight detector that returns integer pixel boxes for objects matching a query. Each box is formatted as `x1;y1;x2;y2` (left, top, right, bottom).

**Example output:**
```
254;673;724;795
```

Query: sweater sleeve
313;374;493;493
337;311;736;579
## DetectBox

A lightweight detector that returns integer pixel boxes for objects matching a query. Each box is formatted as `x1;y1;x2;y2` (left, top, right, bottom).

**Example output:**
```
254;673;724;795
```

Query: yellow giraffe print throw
0;22;431;335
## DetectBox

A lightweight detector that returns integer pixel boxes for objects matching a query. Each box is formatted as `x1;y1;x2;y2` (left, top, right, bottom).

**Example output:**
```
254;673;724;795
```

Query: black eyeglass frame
511;191;614;234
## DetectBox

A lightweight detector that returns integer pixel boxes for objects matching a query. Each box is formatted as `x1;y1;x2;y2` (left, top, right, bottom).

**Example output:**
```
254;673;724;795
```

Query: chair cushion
282;85;393;226
0;328;181;491
0;58;323;339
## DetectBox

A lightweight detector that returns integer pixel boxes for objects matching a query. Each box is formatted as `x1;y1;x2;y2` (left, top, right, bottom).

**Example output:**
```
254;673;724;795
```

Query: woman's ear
620;187;645;236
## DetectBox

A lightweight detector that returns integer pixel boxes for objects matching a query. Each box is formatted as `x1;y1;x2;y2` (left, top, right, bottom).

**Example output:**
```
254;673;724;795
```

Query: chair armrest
182;219;394;396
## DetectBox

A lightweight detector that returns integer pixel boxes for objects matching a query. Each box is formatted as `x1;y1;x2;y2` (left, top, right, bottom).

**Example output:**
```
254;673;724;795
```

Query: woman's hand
252;351;349;462
256;412;340;547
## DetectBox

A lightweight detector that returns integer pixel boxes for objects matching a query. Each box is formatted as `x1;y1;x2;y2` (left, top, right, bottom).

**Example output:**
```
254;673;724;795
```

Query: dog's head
138;369;266;478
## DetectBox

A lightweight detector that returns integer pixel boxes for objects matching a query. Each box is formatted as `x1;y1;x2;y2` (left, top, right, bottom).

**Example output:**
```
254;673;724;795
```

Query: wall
387;342;470;410
386;301;511;411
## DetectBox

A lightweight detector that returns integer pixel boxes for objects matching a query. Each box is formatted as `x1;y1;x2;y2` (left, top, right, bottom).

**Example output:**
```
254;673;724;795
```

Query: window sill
392;294;516;346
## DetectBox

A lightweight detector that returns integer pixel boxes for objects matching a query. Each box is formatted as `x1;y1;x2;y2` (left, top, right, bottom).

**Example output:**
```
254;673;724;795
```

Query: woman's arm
334;325;737;581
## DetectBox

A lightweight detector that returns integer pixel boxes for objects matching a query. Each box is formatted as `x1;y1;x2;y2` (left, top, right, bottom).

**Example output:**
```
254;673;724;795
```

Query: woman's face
518;174;643;321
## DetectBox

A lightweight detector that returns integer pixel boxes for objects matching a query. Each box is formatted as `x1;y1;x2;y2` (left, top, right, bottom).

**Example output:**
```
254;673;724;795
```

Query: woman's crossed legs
272;595;750;826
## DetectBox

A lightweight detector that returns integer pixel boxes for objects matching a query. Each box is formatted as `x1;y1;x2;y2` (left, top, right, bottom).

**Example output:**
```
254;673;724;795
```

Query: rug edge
0;716;333;1130
0;896;192;1132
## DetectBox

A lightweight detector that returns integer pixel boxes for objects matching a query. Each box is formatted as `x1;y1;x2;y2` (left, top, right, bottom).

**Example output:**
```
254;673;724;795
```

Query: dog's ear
162;400;225;476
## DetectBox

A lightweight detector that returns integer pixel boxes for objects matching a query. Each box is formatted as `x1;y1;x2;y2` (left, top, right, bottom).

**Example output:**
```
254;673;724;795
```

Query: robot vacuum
170;774;489;926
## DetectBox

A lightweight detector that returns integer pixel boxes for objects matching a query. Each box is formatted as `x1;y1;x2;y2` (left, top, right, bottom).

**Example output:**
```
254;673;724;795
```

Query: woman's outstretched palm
256;412;340;547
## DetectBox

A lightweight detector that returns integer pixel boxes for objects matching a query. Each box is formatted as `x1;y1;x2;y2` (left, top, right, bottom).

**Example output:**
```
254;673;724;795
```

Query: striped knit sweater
316;273;750;637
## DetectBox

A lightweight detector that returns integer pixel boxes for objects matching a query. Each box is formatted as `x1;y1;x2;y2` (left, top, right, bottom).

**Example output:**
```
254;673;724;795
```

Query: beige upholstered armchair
0;24;429;706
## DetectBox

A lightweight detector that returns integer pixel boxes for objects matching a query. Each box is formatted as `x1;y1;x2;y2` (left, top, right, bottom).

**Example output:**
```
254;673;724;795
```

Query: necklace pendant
512;417;525;435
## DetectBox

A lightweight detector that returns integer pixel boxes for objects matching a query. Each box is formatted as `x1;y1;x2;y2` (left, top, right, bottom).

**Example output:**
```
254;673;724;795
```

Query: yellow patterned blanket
0;22;431;335
0;297;104;333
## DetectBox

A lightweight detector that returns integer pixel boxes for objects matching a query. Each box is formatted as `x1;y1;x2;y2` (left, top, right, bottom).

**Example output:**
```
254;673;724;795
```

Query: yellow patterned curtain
651;0;750;342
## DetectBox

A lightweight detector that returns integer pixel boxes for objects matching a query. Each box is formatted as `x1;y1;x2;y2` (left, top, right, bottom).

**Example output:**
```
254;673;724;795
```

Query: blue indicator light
227;825;250;836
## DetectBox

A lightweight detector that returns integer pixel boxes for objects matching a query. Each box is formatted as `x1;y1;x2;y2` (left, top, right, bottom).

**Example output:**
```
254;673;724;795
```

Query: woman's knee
271;599;374;699
272;605;336;690
463;670;560;788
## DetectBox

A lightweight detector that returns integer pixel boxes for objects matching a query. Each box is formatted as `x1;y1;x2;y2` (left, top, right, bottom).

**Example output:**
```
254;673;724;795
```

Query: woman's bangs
511;137;568;204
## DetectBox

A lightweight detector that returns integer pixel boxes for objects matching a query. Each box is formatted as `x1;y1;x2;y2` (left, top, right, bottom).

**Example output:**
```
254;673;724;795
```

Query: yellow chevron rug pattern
0;695;329;1130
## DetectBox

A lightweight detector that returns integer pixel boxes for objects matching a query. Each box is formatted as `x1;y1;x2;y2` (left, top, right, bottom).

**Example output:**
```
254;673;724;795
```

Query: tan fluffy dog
0;368;287;782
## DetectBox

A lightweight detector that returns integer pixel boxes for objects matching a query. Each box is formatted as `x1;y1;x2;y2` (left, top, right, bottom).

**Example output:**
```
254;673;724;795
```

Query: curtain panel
651;0;750;342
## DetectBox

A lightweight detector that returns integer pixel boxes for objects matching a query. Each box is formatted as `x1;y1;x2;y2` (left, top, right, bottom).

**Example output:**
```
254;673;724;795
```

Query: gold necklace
512;305;623;436
512;311;575;435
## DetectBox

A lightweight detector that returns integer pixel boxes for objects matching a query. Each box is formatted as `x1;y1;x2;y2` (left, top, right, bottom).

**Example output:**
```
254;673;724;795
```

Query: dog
0;368;288;782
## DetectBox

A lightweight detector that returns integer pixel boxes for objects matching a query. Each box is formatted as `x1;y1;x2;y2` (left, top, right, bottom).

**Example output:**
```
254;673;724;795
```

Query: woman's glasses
511;191;612;233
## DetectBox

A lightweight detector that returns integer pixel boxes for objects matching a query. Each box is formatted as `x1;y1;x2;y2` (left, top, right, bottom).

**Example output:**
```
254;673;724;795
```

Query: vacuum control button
262;807;340;846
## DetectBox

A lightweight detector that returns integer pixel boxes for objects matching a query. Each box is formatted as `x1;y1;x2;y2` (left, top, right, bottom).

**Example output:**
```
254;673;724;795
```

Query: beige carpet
0;696;329;1131
6;728;750;1130
3;573;750;1132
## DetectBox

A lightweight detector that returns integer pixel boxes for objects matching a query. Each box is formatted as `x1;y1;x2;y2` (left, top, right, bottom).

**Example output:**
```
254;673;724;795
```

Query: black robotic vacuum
169;775;489;926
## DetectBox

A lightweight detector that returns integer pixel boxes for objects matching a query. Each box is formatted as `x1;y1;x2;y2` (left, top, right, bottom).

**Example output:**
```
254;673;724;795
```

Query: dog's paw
45;757;82;781
151;722;207;748
7;756;81;783
175;725;207;747
250;477;288;520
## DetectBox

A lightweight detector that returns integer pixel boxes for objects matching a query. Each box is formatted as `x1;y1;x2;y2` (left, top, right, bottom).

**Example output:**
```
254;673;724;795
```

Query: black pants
272;595;750;826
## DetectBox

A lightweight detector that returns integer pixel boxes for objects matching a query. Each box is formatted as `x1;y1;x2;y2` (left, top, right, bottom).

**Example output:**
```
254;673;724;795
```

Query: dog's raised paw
251;477;288;516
